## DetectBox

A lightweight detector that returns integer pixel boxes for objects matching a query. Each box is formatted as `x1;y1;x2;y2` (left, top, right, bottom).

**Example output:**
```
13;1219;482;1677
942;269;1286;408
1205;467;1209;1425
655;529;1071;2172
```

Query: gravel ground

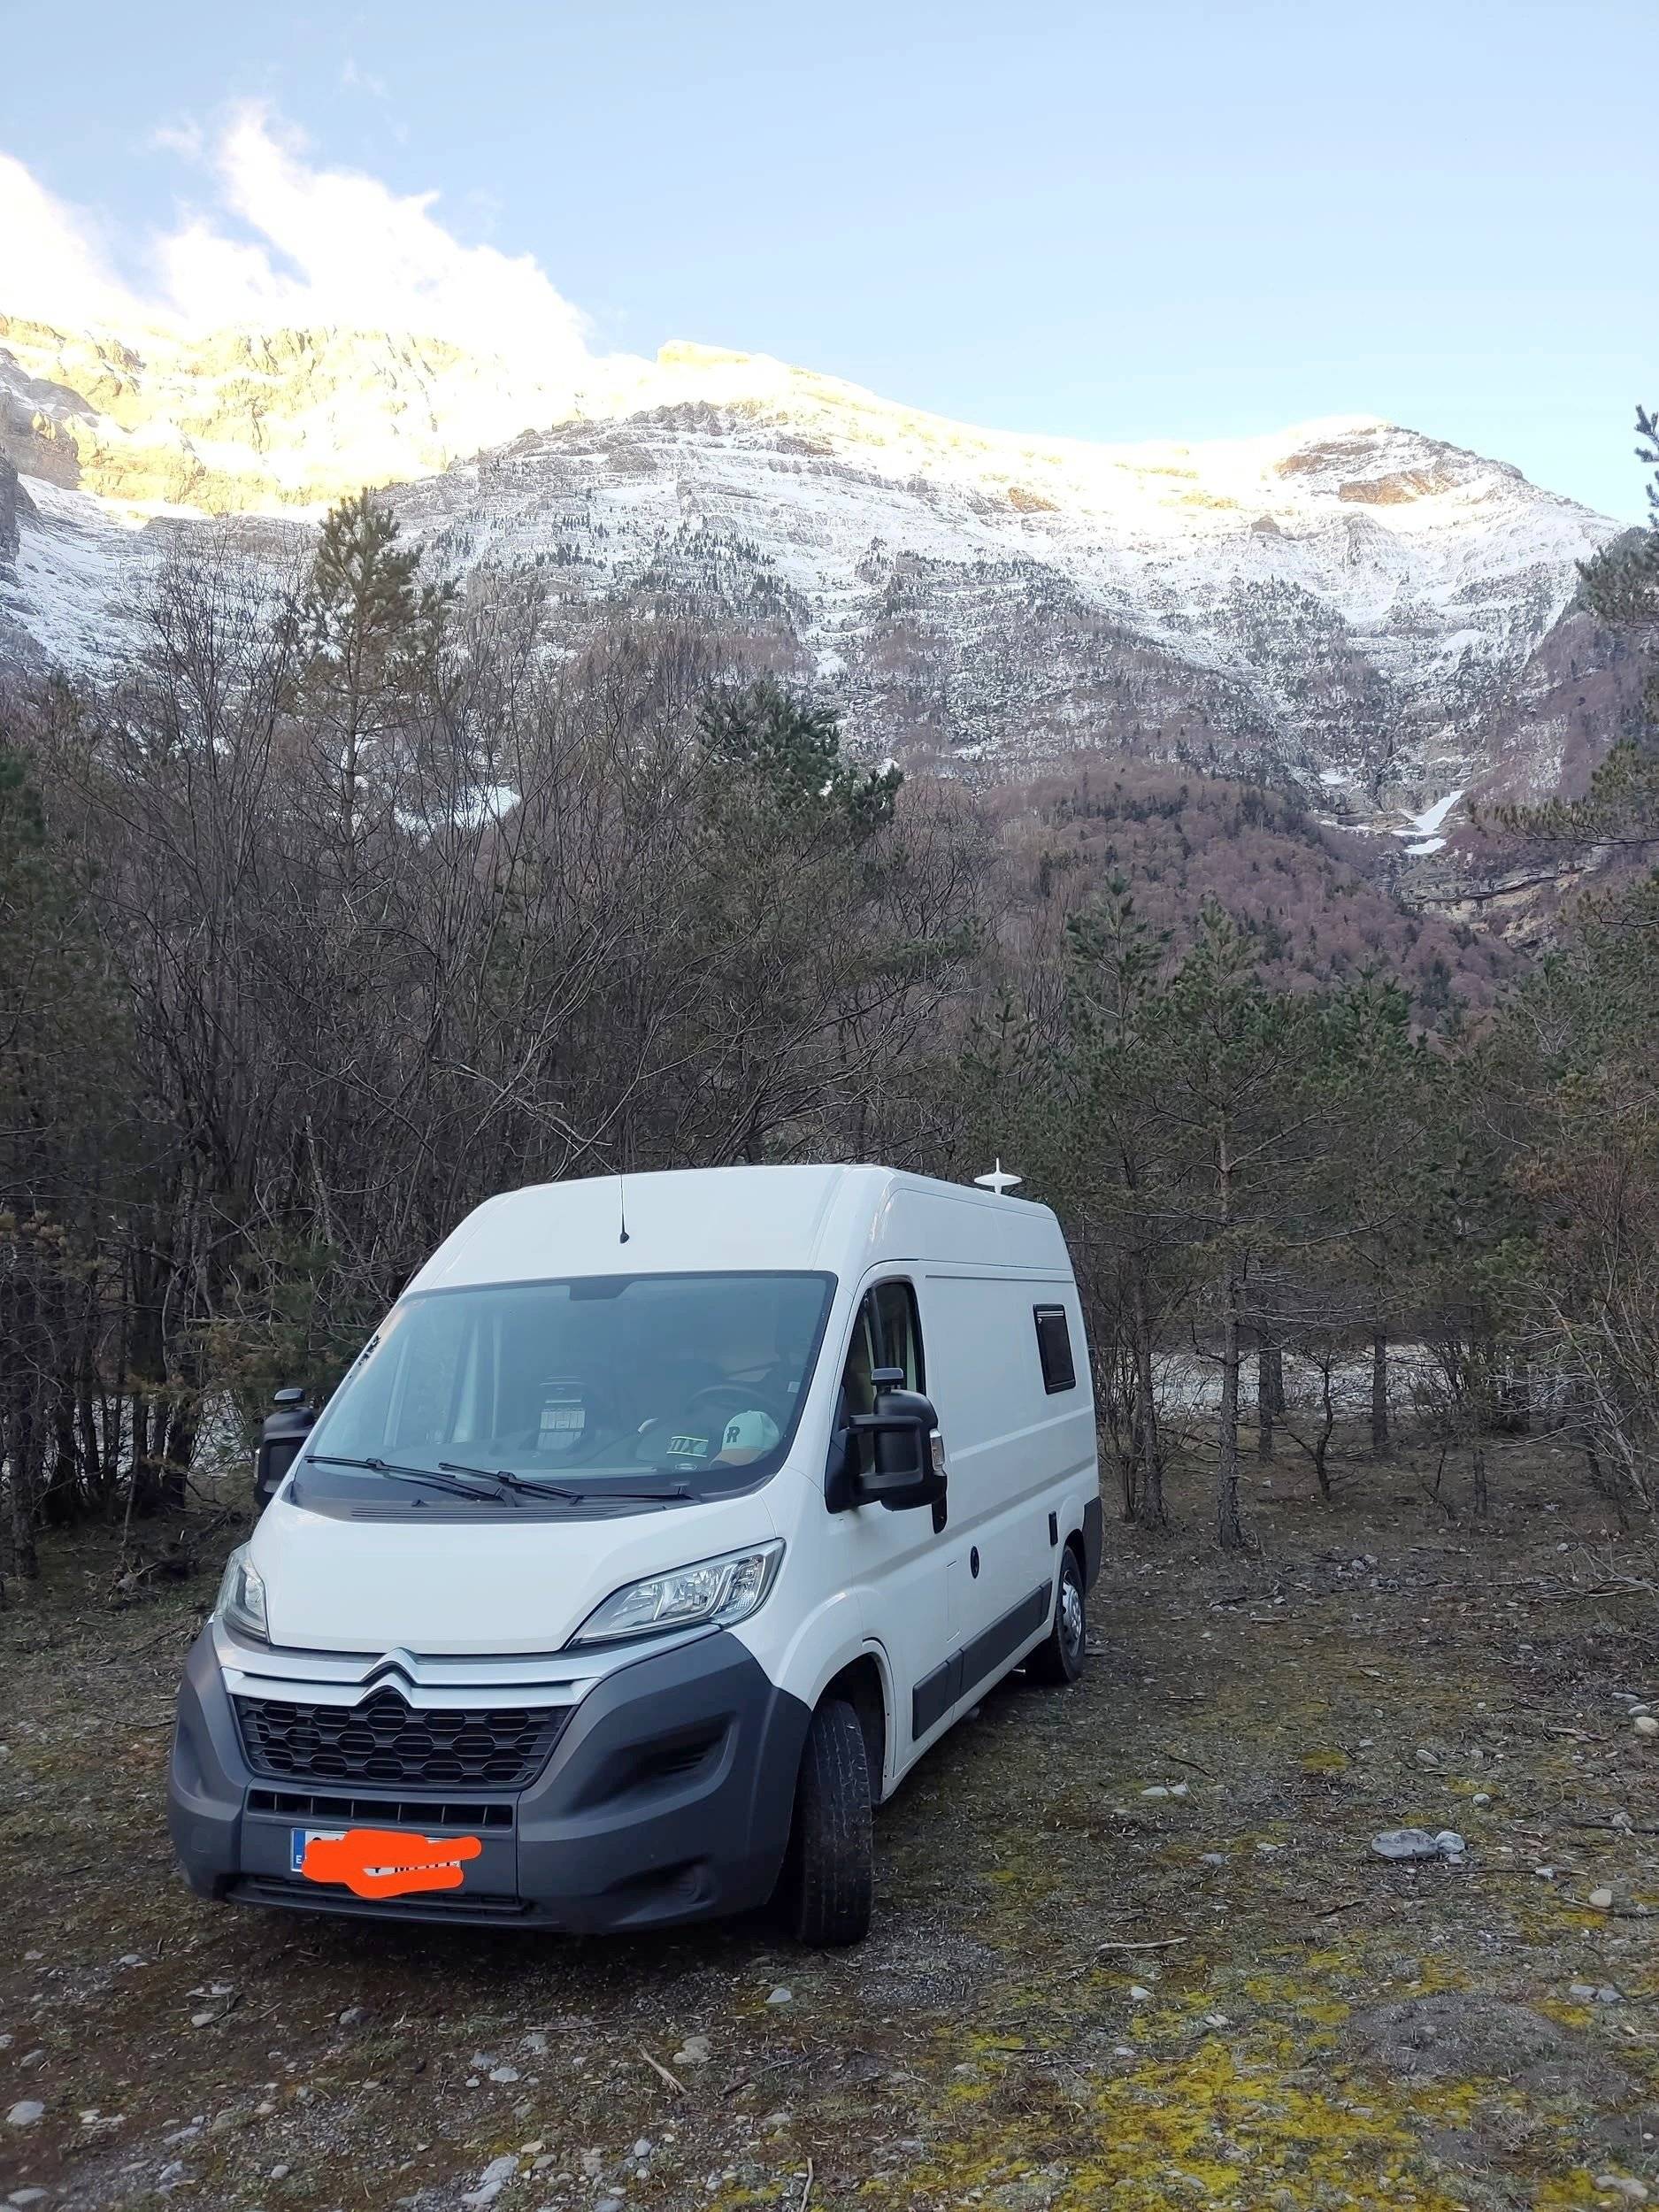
3;1430;1657;2212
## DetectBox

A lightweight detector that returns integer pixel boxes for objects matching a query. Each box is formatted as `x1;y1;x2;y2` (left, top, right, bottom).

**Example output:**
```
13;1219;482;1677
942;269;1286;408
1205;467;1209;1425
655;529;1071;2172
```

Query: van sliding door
918;1274;1064;1703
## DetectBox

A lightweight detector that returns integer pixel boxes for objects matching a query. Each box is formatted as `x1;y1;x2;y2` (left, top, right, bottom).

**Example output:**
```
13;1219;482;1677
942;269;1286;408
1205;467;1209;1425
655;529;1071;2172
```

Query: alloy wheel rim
1060;1575;1084;1656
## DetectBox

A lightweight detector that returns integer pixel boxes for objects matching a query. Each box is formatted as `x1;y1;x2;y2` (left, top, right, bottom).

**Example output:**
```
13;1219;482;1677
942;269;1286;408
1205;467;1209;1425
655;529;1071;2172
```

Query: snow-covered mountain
0;311;1625;831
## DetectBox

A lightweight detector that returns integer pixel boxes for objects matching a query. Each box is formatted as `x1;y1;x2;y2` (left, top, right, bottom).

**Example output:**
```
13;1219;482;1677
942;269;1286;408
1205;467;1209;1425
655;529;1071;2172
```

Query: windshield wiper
309;1451;698;1509
444;1463;692;1506
438;1460;584;1503
305;1453;522;1506
605;1484;695;1502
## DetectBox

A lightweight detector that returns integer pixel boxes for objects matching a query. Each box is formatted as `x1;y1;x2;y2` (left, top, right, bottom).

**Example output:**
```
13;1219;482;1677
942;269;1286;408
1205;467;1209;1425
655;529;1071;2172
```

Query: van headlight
215;1545;269;1643
571;1540;784;1646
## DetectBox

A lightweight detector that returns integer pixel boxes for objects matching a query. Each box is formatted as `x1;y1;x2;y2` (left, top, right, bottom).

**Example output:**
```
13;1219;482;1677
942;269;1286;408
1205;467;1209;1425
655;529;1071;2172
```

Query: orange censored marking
300;1826;482;1899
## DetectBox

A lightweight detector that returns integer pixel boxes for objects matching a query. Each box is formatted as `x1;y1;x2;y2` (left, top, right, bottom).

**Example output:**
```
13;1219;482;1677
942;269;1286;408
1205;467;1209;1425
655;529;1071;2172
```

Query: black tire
780;1696;874;1947
1027;1546;1087;1686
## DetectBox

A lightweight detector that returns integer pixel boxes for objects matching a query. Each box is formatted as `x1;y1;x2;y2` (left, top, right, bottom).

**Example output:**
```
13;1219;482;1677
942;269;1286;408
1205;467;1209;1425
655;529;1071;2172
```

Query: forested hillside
4;415;1659;1578
990;765;1515;1016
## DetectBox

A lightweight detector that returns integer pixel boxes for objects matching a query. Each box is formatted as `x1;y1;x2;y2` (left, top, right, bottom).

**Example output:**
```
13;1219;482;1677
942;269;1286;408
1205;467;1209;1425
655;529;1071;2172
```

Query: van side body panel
916;1271;1085;1647
814;1191;1098;1788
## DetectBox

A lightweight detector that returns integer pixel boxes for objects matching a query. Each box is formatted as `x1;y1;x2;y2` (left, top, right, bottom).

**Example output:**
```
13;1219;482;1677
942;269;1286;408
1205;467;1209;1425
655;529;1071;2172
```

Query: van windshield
302;1271;835;1502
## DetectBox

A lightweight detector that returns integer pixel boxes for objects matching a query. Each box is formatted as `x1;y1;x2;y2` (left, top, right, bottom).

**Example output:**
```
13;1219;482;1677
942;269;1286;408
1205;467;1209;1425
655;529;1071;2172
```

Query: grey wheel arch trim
1081;1495;1104;1589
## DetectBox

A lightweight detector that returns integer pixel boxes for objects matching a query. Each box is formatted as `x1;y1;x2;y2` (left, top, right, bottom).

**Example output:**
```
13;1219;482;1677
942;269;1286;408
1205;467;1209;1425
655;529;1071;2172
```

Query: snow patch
1390;787;1464;842
396;784;519;838
1409;788;1465;835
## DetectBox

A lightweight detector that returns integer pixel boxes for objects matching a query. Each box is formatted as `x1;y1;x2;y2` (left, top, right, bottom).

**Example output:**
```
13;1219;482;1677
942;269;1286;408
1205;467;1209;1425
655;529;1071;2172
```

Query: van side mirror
828;1386;947;1515
256;1386;318;1513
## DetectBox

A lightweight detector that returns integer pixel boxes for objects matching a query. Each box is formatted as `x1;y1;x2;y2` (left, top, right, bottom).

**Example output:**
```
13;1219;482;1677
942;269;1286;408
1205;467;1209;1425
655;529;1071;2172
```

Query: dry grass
3;1428;1657;2211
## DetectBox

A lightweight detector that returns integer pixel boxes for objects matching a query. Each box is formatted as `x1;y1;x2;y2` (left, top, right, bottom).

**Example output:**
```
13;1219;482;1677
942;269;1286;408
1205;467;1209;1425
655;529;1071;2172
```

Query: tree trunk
1269;1347;1286;1416
161;1317;204;1512
1256;1337;1274;1459
1217;1273;1245;1550
1314;1368;1335;1500
1501;1366;1532;1434
1131;1263;1165;1529
1110;1359;1137;1524
1214;1127;1245;1551
163;1397;199;1510
2;1270;44;1577
43;1379;79;1526
127;1233;171;1515
1371;1325;1389;1457
4;1400;42;1580
1117;1408;1138;1524
129;1392;164;1517
76;1356;105;1506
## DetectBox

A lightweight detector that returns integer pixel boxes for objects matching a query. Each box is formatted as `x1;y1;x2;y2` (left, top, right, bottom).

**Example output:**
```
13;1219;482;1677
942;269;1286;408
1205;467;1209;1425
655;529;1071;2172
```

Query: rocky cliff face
0;311;592;511
0;455;35;575
0;318;1624;840
0;454;45;673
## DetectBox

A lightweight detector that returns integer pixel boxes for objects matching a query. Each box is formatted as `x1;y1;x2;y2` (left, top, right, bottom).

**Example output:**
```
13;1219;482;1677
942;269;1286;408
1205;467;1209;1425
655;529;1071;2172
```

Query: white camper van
169;1166;1102;1944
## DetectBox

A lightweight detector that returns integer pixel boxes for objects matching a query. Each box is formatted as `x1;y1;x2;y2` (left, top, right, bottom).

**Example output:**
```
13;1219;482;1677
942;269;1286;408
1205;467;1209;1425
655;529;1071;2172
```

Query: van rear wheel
780;1695;874;1947
1028;1547;1087;1686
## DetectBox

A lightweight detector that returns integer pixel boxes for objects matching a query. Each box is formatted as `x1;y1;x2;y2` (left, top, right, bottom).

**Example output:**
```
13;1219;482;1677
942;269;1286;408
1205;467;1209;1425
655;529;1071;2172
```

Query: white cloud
0;153;148;329
0;105;595;378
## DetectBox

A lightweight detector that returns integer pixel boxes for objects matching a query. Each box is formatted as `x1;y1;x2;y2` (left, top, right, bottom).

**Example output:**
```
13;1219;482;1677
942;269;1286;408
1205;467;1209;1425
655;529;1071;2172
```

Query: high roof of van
408;1164;1070;1292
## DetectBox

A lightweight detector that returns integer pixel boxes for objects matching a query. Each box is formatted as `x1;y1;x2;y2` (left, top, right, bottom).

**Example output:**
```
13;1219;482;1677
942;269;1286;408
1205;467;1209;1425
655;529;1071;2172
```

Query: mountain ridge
0;310;1625;844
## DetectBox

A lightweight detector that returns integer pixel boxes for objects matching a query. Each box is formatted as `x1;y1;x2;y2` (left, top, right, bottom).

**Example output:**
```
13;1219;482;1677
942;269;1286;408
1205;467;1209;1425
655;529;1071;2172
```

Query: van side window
1033;1304;1077;1394
835;1282;926;1478
872;1279;925;1392
837;1298;880;1477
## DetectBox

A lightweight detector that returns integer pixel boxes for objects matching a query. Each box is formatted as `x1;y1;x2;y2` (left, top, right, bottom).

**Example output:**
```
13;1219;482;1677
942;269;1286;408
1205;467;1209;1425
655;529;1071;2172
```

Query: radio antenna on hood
617;1172;630;1245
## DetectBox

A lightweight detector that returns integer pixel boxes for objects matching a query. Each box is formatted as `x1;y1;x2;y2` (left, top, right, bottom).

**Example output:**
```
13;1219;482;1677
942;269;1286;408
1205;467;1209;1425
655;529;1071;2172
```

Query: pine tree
1155;904;1332;1550
1321;969;1426;1456
699;680;902;836
1045;879;1177;1528
295;489;449;868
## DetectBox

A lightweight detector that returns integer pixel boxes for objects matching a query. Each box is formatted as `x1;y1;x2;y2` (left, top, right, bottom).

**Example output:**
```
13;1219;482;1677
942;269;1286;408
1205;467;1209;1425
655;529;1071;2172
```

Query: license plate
290;1825;343;1872
290;1824;482;1898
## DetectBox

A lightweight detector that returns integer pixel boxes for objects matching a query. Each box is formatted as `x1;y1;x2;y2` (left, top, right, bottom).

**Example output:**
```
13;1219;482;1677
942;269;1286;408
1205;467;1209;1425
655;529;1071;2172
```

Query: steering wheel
681;1380;788;1428
630;1381;789;1466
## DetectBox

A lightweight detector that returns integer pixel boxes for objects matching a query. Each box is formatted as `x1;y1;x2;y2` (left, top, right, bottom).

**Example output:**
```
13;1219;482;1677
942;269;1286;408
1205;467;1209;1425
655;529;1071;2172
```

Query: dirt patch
1345;1992;1619;2095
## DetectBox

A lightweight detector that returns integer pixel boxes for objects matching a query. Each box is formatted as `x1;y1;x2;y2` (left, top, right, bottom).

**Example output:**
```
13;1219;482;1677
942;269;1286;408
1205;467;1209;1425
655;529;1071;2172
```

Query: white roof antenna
974;1158;1023;1197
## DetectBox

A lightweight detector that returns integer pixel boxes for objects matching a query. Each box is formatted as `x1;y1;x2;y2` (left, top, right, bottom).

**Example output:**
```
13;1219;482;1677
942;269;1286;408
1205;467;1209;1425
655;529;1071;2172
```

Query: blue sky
3;0;1654;518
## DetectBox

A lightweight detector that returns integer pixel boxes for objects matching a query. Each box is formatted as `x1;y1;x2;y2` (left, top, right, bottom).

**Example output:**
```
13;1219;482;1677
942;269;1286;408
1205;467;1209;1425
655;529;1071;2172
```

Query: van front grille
234;1689;570;1788
245;1787;514;1830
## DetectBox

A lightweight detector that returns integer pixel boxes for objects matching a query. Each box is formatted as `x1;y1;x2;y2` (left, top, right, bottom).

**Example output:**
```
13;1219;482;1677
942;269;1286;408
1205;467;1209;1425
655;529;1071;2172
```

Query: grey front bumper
167;1626;810;1932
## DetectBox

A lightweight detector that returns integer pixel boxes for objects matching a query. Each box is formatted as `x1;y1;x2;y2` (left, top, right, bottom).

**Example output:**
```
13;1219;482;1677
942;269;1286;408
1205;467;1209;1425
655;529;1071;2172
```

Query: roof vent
973;1159;1023;1196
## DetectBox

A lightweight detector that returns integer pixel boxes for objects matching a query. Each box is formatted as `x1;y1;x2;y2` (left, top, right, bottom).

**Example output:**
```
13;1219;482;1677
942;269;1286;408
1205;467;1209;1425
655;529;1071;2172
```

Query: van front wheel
780;1695;874;1947
1028;1547;1087;1686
